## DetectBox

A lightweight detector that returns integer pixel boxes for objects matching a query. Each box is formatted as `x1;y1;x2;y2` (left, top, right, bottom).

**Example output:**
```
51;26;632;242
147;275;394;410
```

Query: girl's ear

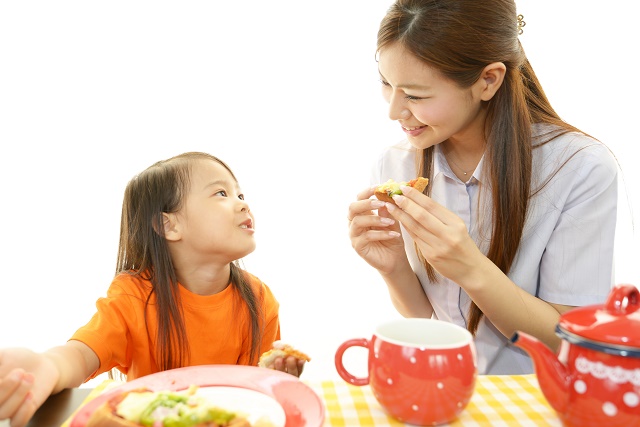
160;212;181;242
478;62;506;101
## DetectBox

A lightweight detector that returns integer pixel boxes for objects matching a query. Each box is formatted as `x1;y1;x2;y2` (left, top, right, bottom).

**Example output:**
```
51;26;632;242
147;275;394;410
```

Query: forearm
380;260;433;318
462;258;563;351
43;341;98;393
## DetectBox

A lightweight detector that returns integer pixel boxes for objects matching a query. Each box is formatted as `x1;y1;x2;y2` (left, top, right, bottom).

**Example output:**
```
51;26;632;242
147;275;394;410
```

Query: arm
0;341;98;427
44;340;99;393
385;193;567;349
380;253;433;318
449;253;571;350
348;186;433;318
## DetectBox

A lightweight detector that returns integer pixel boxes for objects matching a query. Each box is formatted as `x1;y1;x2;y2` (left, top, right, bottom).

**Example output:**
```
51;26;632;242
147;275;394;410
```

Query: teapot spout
510;331;571;415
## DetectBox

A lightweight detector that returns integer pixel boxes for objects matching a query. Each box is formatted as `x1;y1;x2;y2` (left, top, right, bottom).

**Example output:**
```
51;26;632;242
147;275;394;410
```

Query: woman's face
378;42;487;150
173;159;256;263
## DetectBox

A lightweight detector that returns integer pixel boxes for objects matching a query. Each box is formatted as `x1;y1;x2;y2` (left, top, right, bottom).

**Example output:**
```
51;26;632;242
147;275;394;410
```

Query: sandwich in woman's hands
258;340;311;368
374;177;429;204
85;385;256;427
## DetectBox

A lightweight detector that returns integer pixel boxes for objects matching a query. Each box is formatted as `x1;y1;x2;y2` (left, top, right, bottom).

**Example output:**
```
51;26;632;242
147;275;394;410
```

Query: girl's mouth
239;219;253;229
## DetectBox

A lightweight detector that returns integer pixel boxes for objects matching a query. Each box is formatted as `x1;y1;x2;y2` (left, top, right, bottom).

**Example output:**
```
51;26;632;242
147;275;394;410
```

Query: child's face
378;42;486;150
175;159;256;263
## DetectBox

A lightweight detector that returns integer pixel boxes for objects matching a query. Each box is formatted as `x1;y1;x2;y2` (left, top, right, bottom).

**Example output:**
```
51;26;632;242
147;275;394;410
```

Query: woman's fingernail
389;231;401;237
371;200;385;208
23;373;35;384
380;217;394;225
391;195;405;204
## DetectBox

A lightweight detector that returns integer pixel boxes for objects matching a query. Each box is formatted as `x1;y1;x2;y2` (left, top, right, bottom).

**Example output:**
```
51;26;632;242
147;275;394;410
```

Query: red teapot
511;284;640;427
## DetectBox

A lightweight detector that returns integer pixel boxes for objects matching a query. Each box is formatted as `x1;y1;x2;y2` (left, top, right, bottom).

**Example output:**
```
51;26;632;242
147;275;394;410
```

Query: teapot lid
558;284;640;350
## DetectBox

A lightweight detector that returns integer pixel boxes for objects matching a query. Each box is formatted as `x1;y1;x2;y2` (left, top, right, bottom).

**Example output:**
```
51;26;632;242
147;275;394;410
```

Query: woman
347;0;617;374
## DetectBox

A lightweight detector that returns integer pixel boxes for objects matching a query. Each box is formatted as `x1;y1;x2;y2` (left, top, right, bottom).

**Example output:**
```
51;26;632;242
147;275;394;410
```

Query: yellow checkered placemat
306;375;562;426
466;375;561;426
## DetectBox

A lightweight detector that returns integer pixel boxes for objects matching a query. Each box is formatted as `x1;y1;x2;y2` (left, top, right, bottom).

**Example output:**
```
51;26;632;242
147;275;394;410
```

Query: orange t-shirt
70;271;280;381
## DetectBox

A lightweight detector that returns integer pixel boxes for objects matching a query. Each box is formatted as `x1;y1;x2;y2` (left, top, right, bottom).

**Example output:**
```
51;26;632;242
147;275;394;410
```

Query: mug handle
334;338;370;386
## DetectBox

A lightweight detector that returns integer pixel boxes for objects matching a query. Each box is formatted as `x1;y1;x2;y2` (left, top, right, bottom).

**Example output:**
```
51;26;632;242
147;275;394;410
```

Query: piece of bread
374;177;429;204
85;386;251;427
258;341;311;368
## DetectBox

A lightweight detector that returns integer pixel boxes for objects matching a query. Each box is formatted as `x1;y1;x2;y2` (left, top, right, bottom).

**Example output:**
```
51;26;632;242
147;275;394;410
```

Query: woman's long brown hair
378;0;584;334
116;152;263;372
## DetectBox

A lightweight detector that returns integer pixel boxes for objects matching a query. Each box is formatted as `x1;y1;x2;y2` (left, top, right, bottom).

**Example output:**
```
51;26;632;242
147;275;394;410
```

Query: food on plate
374;177;429;204
258;340;311;368
85;385;256;427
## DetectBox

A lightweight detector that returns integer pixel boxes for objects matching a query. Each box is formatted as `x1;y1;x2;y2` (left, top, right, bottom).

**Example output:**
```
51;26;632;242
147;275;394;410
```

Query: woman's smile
401;124;428;137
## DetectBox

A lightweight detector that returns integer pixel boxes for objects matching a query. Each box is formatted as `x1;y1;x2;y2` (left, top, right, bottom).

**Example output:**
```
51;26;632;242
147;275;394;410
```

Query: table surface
25;388;91;427
29;374;562;427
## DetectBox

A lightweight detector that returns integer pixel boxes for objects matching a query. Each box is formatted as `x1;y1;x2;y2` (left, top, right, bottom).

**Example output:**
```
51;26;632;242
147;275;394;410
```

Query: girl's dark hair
116;152;263;371
378;0;584;334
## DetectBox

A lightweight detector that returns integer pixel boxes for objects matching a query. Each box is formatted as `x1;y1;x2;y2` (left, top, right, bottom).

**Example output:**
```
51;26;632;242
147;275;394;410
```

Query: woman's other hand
347;186;409;275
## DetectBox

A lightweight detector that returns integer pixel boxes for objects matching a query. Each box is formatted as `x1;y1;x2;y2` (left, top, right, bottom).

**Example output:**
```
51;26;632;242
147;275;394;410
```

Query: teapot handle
605;284;639;315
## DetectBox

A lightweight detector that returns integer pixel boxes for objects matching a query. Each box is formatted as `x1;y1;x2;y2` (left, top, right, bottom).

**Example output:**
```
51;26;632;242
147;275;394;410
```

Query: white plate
198;386;286;426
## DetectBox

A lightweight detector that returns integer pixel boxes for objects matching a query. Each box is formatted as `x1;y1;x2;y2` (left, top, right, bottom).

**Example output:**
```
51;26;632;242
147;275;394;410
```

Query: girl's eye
379;79;391;87
405;94;423;101
215;190;228;197
238;194;245;201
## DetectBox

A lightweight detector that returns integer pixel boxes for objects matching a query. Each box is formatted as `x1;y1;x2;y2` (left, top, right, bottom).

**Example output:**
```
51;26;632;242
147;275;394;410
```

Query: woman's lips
401;124;427;136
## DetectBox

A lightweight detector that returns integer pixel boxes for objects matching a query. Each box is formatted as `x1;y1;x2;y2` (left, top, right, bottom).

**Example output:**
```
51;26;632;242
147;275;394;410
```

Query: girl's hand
387;185;486;284
266;356;305;378
258;341;308;378
347;187;410;275
0;349;58;427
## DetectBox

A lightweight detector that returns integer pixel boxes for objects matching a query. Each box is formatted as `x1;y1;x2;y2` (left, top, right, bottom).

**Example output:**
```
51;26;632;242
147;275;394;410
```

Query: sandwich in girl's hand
374;177;429;204
85;385;267;427
258;340;311;368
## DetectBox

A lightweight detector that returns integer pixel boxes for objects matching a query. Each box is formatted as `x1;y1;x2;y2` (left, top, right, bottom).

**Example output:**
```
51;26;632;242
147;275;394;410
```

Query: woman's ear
158;212;181;242
478;62;506;101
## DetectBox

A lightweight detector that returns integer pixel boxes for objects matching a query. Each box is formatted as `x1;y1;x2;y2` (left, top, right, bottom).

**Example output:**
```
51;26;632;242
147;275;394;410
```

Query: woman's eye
379;79;391;87
405;94;422;101
214;190;228;197
238;194;245;201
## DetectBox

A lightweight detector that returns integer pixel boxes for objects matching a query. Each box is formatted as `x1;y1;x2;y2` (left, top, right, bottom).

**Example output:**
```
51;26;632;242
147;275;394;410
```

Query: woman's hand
0;349;58;427
386;185;486;285
348;186;409;275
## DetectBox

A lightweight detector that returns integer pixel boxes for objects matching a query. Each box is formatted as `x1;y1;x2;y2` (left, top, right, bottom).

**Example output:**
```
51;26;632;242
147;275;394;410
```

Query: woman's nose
388;92;411;121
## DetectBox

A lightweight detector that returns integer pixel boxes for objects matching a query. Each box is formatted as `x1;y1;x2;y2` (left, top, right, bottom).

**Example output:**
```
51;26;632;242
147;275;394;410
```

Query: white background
0;1;638;388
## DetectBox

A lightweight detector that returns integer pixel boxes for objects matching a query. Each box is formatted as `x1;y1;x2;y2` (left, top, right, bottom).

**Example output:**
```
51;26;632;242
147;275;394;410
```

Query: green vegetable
135;391;237;427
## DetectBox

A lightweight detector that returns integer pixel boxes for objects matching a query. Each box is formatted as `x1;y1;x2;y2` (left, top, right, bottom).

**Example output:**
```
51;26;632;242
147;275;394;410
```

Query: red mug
335;318;477;426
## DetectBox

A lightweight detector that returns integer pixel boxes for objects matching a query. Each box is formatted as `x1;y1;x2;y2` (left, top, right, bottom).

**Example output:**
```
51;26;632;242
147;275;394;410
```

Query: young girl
348;0;618;375
0;152;305;426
